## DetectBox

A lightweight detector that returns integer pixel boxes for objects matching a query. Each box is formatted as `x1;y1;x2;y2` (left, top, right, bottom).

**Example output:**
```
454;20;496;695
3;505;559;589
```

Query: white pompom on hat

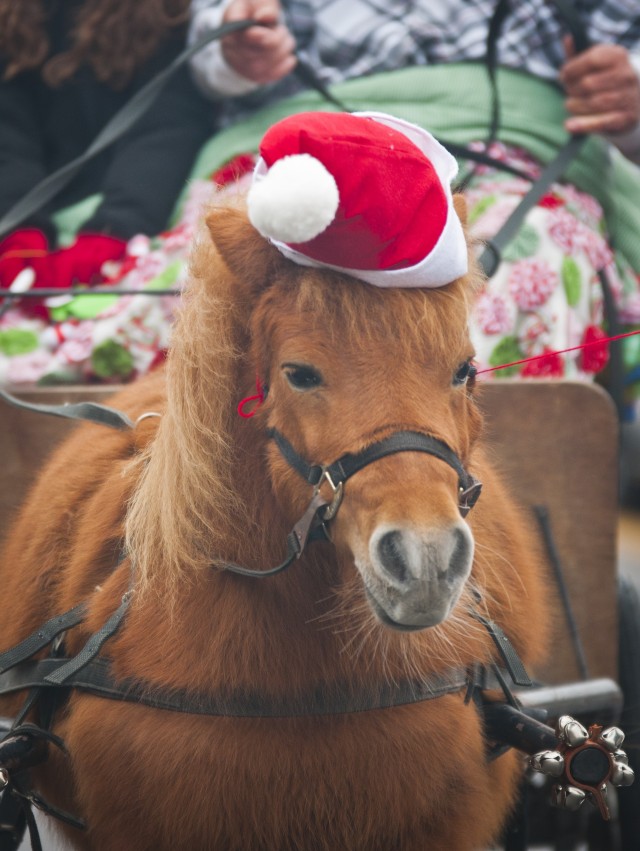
247;111;468;288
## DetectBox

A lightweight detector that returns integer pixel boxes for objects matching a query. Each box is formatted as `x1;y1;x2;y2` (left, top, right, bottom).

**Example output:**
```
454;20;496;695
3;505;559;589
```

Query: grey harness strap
0;388;134;431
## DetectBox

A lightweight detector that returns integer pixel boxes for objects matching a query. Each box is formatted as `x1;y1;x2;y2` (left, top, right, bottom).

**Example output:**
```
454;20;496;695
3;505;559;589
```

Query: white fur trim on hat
251;111;469;288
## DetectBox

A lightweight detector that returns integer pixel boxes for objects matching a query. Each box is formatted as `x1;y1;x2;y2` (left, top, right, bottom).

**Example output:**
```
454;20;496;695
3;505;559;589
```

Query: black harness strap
219;531;303;579
0;656;474;718
483;0;512;149
550;0;593;54
220;427;483;579
0;591;532;719
477;133;587;277
0;724;86;850
0;597;132;849
42;592;132;686
329;431;474;490
480;0;592;149
0;388;134;431
0;603;87;676
470;612;533;688
475;0;593;276
0;588;536;851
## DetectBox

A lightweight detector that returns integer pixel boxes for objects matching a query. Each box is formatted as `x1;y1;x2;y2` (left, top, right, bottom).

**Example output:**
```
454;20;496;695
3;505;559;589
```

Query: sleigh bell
247;111;469;289
530;716;635;820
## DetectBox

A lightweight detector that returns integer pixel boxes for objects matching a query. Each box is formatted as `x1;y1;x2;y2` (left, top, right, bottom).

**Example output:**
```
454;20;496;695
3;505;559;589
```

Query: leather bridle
222;428;482;579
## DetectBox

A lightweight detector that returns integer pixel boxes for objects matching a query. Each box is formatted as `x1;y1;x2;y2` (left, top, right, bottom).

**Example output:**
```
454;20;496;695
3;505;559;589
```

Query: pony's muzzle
364;522;474;630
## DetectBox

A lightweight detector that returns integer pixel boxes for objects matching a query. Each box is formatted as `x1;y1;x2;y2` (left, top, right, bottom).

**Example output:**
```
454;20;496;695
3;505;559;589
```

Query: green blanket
54;63;640;273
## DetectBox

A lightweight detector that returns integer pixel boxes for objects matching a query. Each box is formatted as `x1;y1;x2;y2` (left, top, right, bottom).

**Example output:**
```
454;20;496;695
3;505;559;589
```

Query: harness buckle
459;479;483;518
318;470;344;522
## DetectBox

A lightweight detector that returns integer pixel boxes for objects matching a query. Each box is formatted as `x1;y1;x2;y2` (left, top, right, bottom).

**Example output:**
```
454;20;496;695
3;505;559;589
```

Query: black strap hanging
473;0;593;276
477;133;586;277
0;604;87;676
470;612;533;687
483;0;592;151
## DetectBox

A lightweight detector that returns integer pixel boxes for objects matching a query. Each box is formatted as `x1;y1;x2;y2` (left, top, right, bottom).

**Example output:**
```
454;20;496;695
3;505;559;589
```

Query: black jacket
0;1;214;241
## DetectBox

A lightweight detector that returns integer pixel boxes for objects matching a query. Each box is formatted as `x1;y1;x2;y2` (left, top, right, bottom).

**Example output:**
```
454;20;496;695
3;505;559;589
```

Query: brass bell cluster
530;715;634;820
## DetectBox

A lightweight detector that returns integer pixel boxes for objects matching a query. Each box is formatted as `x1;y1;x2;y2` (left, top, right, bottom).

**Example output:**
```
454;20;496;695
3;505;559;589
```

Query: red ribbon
237;376;265;418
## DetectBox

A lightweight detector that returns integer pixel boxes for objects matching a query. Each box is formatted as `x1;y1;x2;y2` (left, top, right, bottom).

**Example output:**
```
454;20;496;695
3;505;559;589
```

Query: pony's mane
125;207;479;600
125;227;253;599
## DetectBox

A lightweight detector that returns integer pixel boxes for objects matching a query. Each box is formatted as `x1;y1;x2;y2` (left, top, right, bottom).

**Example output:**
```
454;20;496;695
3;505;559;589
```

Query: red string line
476;328;640;375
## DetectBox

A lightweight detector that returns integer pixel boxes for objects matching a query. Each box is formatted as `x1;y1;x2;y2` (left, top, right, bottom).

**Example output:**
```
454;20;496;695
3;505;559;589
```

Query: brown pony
0;198;548;850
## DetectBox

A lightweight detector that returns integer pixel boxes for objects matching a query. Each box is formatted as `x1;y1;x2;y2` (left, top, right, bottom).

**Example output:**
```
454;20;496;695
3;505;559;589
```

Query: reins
0;19;269;240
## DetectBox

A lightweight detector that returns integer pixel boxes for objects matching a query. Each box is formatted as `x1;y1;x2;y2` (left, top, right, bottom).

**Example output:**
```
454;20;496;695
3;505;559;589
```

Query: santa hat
247;111;468;288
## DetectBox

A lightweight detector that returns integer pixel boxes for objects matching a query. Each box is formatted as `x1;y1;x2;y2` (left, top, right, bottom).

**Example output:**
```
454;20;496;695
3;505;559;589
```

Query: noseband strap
269;428;482;516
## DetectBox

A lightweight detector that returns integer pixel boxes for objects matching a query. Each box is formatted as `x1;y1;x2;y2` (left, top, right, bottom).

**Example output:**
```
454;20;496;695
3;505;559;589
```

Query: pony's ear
205;207;286;291
452;193;468;227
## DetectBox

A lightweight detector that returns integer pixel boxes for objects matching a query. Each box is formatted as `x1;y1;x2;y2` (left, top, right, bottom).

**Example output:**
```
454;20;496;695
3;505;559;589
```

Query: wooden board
0;379;619;685
478;380;619;685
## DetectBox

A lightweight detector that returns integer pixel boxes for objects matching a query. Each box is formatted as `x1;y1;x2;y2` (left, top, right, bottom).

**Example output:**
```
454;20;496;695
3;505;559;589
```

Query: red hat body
258;113;448;271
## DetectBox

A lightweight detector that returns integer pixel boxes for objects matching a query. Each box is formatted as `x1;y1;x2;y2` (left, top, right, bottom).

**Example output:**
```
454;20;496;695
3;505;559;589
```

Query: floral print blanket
1;145;638;413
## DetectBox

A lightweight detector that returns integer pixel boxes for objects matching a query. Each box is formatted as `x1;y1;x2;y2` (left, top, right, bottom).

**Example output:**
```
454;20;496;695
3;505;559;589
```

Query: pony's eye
282;363;324;391
453;360;477;386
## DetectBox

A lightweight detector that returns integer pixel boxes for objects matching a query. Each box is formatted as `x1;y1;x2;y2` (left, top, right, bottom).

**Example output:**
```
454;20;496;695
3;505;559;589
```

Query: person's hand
221;0;296;84
560;36;640;136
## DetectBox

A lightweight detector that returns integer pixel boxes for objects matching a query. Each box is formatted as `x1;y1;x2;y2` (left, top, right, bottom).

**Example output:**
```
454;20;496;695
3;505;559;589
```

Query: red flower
211;154;256;188
538;193;564;210
521;350;565;377
580;324;609;373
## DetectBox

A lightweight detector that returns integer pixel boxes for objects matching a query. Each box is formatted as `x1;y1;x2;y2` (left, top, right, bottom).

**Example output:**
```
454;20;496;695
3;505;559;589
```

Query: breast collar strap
0;604;530;719
0;598;534;846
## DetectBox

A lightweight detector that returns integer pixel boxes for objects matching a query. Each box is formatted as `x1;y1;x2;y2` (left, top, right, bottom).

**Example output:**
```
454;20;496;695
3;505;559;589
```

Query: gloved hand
47;233;127;288
0;228;49;289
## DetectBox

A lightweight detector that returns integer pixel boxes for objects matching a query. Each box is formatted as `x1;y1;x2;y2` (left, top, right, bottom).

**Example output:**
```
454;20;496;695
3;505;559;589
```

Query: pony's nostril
377;530;409;584
448;527;472;580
